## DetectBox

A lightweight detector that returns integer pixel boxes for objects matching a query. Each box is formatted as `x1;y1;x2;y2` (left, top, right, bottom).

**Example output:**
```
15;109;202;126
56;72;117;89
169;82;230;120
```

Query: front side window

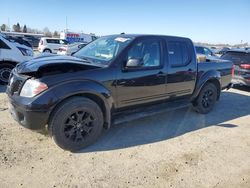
127;40;161;67
60;40;68;44
168;41;190;67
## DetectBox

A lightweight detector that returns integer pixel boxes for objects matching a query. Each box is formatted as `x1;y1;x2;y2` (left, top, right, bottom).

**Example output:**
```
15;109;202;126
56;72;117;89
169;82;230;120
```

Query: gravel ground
0;86;249;188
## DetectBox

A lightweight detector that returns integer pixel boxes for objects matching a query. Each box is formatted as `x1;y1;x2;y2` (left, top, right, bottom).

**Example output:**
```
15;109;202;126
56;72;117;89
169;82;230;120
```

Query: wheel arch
47;81;113;130
191;70;221;102
43;48;52;53
0;60;18;67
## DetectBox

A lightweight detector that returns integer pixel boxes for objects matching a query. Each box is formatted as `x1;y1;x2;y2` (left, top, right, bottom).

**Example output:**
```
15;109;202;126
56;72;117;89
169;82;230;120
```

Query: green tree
23;25;27;33
12;24;17;32
0;24;7;31
16;23;21;32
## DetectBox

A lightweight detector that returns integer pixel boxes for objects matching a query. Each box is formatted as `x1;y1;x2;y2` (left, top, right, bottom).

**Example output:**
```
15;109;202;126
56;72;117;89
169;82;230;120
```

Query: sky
1;0;250;45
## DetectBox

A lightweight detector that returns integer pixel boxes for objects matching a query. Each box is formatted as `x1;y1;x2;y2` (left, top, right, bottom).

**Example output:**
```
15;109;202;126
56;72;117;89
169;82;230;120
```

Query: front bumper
8;97;49;130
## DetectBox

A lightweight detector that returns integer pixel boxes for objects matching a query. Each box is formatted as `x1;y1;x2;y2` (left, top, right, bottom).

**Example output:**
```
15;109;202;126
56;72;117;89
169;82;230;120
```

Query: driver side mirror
126;58;143;68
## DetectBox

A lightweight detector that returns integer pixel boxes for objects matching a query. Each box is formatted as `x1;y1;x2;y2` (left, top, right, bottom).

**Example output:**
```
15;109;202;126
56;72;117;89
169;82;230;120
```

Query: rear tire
43;49;52;53
49;97;104;151
0;63;15;85
193;83;218;114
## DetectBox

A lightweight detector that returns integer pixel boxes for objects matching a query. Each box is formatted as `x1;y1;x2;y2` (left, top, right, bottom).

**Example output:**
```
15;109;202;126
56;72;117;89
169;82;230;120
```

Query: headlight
17;47;33;56
20;79;48;98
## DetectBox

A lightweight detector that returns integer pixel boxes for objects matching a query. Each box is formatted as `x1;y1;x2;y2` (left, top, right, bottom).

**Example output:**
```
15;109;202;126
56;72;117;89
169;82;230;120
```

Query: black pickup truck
7;34;233;151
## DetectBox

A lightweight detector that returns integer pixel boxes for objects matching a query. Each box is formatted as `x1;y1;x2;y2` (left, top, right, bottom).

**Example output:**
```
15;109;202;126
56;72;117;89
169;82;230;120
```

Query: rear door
165;39;197;98
115;37;167;108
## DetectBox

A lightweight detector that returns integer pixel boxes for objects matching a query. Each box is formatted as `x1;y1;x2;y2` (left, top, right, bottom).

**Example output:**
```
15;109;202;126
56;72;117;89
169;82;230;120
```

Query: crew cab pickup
7;34;233;151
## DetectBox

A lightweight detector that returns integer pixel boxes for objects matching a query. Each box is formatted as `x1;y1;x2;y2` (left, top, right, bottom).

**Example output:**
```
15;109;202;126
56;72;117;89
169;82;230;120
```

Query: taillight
240;64;250;69
59;48;66;52
232;65;235;78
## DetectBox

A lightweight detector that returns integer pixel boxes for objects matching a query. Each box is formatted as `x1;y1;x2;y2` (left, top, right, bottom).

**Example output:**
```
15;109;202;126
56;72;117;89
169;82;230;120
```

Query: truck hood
16;54;106;75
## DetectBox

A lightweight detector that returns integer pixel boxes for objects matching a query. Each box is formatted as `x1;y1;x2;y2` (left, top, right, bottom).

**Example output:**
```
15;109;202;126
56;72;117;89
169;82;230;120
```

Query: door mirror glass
126;58;143;68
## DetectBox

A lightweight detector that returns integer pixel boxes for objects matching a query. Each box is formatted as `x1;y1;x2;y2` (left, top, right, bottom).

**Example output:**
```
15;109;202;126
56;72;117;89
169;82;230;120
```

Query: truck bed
198;60;233;89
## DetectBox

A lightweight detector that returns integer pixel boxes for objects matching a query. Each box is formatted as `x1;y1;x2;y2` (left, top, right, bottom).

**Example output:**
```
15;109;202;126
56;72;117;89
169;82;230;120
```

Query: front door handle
156;72;167;77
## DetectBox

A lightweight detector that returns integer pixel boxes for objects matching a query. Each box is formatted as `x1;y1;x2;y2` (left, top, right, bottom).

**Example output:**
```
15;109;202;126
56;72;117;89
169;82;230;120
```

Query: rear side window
221;52;250;65
168;41;190;67
46;39;60;44
0;39;11;49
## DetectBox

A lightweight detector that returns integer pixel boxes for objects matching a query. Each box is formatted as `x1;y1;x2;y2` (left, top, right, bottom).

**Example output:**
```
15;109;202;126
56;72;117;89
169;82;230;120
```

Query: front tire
0;63;15;85
193;83;218;114
49;97;104;151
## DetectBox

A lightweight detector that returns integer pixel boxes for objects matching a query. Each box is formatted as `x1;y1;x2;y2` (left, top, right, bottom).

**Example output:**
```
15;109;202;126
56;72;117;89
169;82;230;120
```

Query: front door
115;38;167;108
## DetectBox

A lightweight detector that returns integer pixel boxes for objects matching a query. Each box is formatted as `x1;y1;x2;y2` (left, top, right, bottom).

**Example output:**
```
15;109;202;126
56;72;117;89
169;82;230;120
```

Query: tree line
0;22;60;37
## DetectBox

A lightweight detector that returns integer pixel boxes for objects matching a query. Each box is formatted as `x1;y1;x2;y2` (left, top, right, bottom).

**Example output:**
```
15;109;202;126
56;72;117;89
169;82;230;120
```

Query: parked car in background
9;36;32;48
57;42;87;56
0;33;33;85
217;47;230;55
195;45;217;58
7;34;233;151
221;49;250;87
2;31;44;48
38;37;68;53
23;36;41;48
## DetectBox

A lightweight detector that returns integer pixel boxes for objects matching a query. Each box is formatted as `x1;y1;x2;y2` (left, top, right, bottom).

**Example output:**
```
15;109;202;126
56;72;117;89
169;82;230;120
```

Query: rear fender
191;70;221;102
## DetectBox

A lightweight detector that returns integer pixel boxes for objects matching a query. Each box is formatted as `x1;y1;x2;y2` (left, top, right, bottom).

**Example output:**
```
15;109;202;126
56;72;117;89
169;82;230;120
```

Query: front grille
9;74;25;95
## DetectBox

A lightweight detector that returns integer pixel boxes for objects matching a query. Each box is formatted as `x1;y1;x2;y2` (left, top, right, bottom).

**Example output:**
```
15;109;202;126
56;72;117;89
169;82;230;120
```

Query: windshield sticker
115;37;131;42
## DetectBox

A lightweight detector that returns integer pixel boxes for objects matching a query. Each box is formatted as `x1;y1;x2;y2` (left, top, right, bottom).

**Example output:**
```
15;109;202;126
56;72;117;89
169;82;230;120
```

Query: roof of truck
107;34;192;41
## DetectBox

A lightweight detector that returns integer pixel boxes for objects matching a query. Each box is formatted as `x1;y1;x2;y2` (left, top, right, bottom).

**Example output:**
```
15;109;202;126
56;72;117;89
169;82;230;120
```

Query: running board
113;100;191;125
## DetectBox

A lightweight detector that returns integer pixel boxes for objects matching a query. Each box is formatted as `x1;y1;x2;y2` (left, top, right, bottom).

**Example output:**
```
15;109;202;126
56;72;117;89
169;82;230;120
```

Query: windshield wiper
76;56;93;64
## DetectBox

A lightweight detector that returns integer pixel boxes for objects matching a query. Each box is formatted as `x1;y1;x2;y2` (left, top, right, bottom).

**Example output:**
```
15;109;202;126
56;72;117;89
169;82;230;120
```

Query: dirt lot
0;86;249;188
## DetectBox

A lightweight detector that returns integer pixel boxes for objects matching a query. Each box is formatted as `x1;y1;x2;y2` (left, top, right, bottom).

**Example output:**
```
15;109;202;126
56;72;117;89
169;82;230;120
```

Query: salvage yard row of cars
0;32;249;151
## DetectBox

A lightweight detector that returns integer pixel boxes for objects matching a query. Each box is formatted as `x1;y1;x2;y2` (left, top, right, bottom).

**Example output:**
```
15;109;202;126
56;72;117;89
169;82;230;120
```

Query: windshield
73;35;133;64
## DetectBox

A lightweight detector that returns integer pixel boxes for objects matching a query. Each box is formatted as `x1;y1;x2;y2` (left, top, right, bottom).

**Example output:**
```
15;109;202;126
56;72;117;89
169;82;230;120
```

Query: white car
0;33;33;84
57;42;87;56
38;37;68;54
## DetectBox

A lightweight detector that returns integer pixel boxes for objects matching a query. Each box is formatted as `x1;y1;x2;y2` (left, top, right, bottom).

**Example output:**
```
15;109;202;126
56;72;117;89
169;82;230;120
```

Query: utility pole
8;17;10;31
65;16;68;32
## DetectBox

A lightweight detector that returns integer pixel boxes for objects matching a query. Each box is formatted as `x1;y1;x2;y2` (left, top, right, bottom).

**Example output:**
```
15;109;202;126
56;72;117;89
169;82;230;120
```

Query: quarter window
168;41;190;67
